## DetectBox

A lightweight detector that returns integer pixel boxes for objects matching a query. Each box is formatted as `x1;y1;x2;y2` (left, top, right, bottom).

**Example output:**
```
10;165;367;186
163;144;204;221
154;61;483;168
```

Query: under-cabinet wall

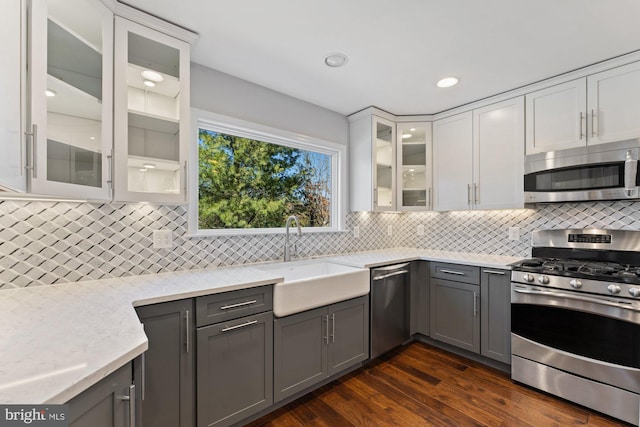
3;200;640;289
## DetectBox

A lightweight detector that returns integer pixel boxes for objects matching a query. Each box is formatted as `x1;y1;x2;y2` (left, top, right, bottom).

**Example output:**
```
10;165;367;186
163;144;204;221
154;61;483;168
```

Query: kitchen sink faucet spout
284;215;302;261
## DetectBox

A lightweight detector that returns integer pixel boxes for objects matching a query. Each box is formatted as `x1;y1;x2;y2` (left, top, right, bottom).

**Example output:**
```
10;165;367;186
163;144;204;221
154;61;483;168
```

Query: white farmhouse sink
256;260;370;317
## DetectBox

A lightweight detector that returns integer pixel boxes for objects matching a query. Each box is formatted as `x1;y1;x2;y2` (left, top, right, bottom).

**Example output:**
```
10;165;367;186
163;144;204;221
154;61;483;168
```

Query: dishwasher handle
372;270;409;281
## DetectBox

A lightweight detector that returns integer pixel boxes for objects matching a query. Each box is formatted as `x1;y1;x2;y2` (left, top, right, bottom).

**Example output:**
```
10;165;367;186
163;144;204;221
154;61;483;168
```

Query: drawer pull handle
221;320;258;332
220;300;257;310
484;270;505;275
440;269;465;276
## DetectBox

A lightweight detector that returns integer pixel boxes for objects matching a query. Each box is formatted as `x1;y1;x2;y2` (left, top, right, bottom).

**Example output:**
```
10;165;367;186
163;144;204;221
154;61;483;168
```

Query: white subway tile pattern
1;200;639;289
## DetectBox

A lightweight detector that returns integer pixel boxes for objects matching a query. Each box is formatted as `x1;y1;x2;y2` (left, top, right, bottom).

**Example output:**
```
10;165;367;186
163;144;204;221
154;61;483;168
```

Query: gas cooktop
511;257;640;285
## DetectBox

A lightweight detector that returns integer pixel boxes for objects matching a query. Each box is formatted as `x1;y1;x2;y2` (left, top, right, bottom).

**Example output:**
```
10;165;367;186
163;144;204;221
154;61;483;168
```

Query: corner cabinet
433;97;524;211
113;17;190;204
350;114;396;211
526;61;640;154
397;123;433;210
26;0;114;199
273;296;369;402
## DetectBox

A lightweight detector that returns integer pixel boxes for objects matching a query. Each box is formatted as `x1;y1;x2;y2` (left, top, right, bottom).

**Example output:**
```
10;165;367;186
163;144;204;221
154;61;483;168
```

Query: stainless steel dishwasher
370;263;410;359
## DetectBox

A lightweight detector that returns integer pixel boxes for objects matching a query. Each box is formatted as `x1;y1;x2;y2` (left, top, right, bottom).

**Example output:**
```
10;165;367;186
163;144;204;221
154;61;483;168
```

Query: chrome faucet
284;215;302;261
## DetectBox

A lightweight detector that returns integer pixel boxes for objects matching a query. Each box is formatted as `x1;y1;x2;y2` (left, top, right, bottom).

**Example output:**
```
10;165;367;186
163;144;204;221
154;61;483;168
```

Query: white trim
189;108;346;236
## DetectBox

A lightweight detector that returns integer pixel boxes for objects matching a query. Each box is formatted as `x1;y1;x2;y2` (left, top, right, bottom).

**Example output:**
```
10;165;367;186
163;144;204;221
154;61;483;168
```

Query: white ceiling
121;0;640;116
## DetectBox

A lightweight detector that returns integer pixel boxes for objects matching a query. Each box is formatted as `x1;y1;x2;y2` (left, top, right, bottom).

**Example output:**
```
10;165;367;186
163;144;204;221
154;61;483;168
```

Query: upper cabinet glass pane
126;32;181;194
375;121;394;208
399;124;429;208
45;0;103;188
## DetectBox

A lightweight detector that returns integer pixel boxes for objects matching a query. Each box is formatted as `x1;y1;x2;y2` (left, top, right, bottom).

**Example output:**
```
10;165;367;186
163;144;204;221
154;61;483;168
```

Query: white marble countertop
0;248;522;405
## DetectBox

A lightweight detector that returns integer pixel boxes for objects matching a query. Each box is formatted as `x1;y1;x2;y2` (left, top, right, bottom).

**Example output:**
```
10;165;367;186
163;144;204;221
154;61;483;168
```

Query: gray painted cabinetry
274;296;369;402
411;261;430;335
196;286;274;427
134;299;195;427
480;268;511;364
67;362;133;427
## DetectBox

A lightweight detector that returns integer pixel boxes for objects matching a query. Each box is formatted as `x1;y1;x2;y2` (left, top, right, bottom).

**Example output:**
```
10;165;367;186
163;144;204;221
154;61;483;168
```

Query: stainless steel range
510;229;640;425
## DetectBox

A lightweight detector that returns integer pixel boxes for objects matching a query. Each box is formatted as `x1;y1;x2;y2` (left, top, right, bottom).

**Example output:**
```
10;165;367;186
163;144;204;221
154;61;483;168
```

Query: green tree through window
198;129;331;229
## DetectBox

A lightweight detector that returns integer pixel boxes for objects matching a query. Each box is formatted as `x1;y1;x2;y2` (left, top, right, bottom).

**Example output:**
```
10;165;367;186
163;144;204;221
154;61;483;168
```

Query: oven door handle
513;287;640;312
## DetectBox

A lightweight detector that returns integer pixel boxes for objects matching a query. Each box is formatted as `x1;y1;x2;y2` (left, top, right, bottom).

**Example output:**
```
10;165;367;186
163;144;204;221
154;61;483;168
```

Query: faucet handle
292;243;298;258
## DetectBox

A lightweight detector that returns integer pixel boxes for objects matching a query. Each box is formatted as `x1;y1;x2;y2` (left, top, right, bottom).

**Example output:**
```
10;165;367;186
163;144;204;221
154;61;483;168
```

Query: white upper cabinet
433;112;473;211
473;97;524;210
434;97;524;211
397;122;432;211
0;0;25;192
526;61;640;155
587;61;640;146
525;79;586;155
113;17;190;204
350;114;396;211
27;0;114;199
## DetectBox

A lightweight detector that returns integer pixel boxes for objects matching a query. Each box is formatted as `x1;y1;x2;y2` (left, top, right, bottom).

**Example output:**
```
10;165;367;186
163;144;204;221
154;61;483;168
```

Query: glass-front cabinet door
113;17;189;204
397;122;432;210
373;116;396;211
28;0;113;199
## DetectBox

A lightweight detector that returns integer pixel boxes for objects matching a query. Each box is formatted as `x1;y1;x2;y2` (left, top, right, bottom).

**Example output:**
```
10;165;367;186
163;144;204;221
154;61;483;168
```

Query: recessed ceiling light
402;133;412;139
46;89;56;97
143;80;156;87
89;136;96;140
324;53;348;68
437;77;459;88
141;70;164;82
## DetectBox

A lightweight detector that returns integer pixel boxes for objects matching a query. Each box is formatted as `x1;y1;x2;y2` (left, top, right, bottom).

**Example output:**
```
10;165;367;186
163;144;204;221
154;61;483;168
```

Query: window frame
188;109;346;236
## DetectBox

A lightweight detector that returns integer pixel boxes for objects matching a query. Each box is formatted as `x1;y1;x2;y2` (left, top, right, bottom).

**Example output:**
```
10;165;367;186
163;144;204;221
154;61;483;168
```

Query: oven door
511;283;640;394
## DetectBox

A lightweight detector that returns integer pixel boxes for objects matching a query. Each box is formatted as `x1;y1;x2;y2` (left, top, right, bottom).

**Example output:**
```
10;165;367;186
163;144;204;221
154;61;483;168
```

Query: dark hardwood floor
248;342;628;427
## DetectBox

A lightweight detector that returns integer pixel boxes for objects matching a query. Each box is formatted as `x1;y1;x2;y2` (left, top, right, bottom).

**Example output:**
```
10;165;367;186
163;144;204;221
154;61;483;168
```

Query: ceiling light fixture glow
324;53;348;68
141;70;164;82
45;89;56;97
437;77;459;88
143;80;156;87
143;163;156;169
401;133;412;139
410;128;416;131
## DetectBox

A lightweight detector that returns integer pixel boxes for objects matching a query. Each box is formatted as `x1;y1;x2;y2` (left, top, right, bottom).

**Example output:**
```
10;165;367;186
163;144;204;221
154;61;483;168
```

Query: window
190;112;345;235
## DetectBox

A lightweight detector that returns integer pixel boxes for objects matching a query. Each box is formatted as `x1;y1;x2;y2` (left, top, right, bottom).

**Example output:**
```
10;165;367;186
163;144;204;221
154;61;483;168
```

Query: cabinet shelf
128;111;179;134
128;154;180;172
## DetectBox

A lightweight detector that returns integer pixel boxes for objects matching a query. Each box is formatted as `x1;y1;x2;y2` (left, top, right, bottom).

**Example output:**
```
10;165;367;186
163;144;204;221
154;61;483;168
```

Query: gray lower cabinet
67;362;133;427
480;268;511;364
412;261;429;336
430;262;481;353
274;296;369;402
134;299;195;427
196;310;273;427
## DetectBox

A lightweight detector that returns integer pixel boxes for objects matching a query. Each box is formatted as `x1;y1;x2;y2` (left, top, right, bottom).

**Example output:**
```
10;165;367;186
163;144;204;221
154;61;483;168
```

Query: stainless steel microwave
524;139;640;203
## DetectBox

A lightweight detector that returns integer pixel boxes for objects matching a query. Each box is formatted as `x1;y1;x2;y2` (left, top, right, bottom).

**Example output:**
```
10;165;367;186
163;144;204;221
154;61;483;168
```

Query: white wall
190;63;349;146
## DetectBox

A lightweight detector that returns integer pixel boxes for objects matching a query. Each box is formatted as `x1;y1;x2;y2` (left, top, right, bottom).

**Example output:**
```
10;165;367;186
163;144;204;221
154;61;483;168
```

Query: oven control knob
569;279;583;289
629;288;640;297
523;274;535;283
537;276;550;285
607;284;622;295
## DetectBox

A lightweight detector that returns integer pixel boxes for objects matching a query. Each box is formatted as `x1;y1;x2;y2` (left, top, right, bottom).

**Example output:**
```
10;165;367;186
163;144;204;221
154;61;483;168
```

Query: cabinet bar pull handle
323;315;329;344
25;124;37;178
220;300;257;310
107;153;113;193
579;112;584;140
592;109;598;137
473;292;478;317
440;269;465;276
183;160;188;194
484;270;505;275
118;384;135;427
331;313;335;343
428;187;432;208
221;320;257;332
467;184;471;206
474;183;479;204
185;310;190;353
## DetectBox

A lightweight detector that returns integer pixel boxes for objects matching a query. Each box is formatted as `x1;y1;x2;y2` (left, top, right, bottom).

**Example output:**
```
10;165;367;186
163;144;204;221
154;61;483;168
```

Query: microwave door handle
625;151;638;197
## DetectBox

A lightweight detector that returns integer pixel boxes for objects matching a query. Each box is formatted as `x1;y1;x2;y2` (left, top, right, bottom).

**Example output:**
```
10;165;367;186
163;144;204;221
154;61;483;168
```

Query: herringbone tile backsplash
1;200;639;289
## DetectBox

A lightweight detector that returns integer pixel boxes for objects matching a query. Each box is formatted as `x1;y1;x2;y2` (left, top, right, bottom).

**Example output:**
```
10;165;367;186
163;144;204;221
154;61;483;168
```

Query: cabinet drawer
430;262;480;284
196;285;273;327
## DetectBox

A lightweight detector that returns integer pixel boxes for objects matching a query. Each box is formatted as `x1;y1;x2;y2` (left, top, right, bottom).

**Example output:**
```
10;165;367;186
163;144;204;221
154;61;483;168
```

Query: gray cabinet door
328;297;369;376
196;310;273;427
412;261;430;336
135;299;194;427
430;278;480;353
481;268;511;364
274;306;328;402
68;363;132;427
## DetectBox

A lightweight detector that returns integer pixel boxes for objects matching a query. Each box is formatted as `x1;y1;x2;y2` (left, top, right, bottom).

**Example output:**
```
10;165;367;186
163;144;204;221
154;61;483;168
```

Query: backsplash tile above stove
1;200;639;289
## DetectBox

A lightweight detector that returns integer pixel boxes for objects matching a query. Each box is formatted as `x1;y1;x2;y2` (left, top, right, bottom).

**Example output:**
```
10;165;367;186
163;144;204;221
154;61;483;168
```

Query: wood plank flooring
247;342;629;427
